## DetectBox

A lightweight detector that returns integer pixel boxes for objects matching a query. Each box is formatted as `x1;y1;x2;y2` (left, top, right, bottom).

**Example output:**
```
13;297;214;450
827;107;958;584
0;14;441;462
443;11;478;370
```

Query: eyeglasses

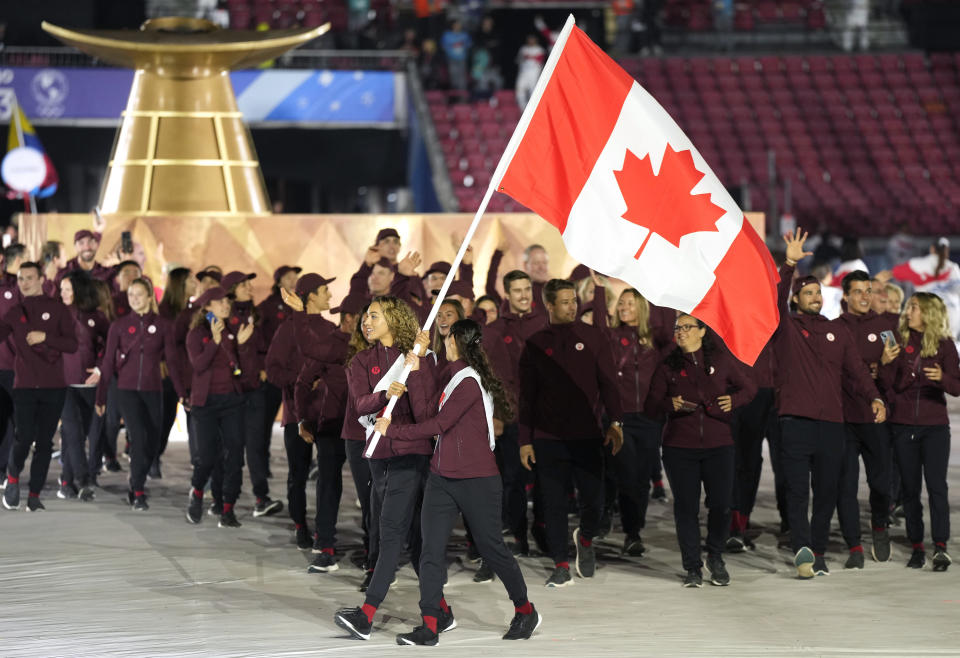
674;324;700;333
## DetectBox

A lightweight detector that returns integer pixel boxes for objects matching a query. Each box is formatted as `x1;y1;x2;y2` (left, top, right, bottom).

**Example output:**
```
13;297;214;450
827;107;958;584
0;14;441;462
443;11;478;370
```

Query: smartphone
121;230;134;255
879;330;896;347
206;311;217;325
679;400;698;413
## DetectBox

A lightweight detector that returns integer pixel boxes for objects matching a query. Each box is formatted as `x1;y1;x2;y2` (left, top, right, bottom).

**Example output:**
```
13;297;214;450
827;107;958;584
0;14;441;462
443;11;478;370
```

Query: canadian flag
491;17;779;365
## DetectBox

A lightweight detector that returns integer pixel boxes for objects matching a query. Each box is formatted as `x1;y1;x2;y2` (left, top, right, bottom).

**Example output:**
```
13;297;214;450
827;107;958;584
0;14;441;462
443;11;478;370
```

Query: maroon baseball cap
372;257;394;271
295;272;336;297
376;228;400;243
221;271;257;291
331;292;365;315
568;264;591;281
447;279;475;300
424;261;451;278
792;274;820;295
195;286;227;308
74;229;101;243
273;265;302;283
195;269;222;283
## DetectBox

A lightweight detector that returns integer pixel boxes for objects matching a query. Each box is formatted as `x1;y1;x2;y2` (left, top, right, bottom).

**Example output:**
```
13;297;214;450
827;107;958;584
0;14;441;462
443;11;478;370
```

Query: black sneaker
3;483;20;510
296;526;312;550
706;555;730;586
907;549;926;569
813;555;829;576
682;568;703;588
596;509;613;539
473;559;494;583
544;565;573;588
312;533;323;554
725;534;746;553
651;483;667;501
395;624;438;646
871;528;891;562
148;460;162;479
57;481;78;499
78;486;95;502
26;496;45;512
622;535;646;557
502;604;541;640
531;524;549;555
132;495;149;512
844;550;865;570
359;571;374;592
252;496;283;518
511;537;530;557
335;607;372;641
932;549;951;572
308;552;339;573
105;459;122;473
438;606;457;633
573;528;595;578
186;490;203;524
208;500;223;517
465;542;481;563
218;510;241;528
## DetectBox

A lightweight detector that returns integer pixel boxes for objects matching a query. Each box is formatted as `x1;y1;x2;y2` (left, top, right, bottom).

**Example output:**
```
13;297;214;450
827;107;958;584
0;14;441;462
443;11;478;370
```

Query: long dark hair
449;319;514;422
664;316;716;372
346;303;372;366
92;279;116;321
65;270;100;313
159;267;192;316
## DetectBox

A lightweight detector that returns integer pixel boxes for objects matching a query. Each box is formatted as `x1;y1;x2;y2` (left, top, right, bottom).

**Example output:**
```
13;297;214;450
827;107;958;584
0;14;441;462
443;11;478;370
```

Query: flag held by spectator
492;16;778;365
3;95;58;199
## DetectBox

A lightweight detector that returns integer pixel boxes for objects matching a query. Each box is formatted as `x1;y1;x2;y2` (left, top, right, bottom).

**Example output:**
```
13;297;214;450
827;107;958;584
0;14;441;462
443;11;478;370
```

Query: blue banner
0;67;398;125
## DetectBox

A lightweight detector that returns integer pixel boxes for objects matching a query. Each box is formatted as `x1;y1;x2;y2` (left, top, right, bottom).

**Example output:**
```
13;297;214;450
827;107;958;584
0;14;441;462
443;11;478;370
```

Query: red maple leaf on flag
613;144;726;256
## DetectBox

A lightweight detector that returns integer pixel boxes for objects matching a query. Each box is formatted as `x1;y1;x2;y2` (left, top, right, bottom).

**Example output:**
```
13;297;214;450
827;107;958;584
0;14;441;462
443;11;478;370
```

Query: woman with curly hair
376;318;541;645
880;292;959;571
334;296;441;641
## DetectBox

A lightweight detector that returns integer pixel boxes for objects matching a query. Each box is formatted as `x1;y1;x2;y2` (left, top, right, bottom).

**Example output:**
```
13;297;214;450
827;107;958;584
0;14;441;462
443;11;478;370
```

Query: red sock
813;552;823;557
935;542;946;549
7;477;18;484
361;603;376;622
740;513;750;533
134;490;144;497
439;597;450;614
729;511;741;533
579;534;591;548
913;543;925;551
28;492;39;498
423;615;438;634
223;503;234;514
515;601;532;615
321;548;334;555
556;561;569;570
653;479;663;487
294;523;304;529
872;526;886;533
192;488;203;498
849;545;863;554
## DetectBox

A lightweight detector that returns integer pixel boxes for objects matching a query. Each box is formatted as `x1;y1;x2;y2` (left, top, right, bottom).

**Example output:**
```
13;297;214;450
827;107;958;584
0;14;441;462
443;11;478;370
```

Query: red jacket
881;329;960;426
386;360;499;479
518;320;623;445
96;312;185;406
292;314;350;435
63;307;109;386
186;322;257;407
256;292;294;349
488;308;548;409
836;310;898;424
646;348;757;449
346;343;437;459
773;263;881;422
264;316;299;425
1;294;78;388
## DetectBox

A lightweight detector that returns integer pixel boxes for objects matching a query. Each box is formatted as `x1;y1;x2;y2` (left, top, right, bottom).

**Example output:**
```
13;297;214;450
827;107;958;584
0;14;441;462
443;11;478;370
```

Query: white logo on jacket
87;318;96;328
148;325;157;334
867;333;877;342
826;332;835;342
41;312;50;321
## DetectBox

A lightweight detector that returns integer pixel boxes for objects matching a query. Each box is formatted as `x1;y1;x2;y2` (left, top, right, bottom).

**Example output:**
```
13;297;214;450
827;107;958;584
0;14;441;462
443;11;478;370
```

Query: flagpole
12;95;38;214
362;14;578;459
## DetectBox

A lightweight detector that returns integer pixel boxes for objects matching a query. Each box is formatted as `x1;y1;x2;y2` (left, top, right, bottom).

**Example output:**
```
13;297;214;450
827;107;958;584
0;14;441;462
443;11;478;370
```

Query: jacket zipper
633;341;641;411
691;352;704;445
137;316;145;390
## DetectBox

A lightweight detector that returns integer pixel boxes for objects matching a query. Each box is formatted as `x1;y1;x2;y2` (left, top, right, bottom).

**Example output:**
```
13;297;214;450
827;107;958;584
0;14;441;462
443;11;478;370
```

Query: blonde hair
369;295;419;353
885;282;904;314
899;292;950;358
431;299;465;354
610;288;653;347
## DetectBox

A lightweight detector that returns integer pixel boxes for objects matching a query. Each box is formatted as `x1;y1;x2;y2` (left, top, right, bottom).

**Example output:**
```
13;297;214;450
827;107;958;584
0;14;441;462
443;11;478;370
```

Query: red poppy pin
545;348;553;356
128;326;137;334
905;345;915;354
371;366;381;375
801;329;810;338
230;316;239;325
18;315;26;324
620;337;630;346
503;335;513;344
680;369;687;377
277;312;285;320
202;336;210;344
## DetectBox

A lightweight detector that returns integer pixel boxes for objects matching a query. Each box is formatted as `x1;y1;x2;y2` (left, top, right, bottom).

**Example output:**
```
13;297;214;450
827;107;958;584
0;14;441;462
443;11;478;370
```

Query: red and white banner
492;17;778;365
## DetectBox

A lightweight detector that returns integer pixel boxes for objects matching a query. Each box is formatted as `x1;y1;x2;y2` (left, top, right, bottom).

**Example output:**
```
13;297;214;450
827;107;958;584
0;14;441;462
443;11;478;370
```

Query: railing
0;46;413;71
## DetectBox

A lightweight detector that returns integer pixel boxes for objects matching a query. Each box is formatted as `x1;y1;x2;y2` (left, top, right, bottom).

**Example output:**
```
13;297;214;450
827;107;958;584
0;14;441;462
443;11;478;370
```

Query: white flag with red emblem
491;17;779;365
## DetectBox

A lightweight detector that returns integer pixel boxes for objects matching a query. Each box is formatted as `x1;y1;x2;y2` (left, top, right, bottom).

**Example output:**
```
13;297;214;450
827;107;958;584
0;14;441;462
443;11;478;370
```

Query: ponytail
449;319;514;422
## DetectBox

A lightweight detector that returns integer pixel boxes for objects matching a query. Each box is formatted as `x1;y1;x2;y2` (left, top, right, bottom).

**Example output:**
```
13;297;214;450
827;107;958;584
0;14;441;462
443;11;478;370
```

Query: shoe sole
682;581;703;588
933;556;951;572
335;615;371;641
473;577;494;583
2;500;17;511
545;578;574;588
26;505;44;512
186;511;202;524
252;504;282;518
795;548;815;579
396;637;437;646
441;619;457;633
218;522;242;528
308;563;340;573
871;543;891;563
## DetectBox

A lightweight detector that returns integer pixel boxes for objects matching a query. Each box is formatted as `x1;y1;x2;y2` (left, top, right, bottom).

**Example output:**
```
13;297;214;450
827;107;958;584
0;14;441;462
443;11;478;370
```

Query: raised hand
782;227;814;265
397;251;422;277
280;287;304;312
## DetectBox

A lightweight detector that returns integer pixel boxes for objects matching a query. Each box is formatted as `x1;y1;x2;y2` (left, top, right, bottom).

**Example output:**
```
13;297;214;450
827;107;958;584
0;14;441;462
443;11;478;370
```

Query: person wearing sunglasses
646;315;756;587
